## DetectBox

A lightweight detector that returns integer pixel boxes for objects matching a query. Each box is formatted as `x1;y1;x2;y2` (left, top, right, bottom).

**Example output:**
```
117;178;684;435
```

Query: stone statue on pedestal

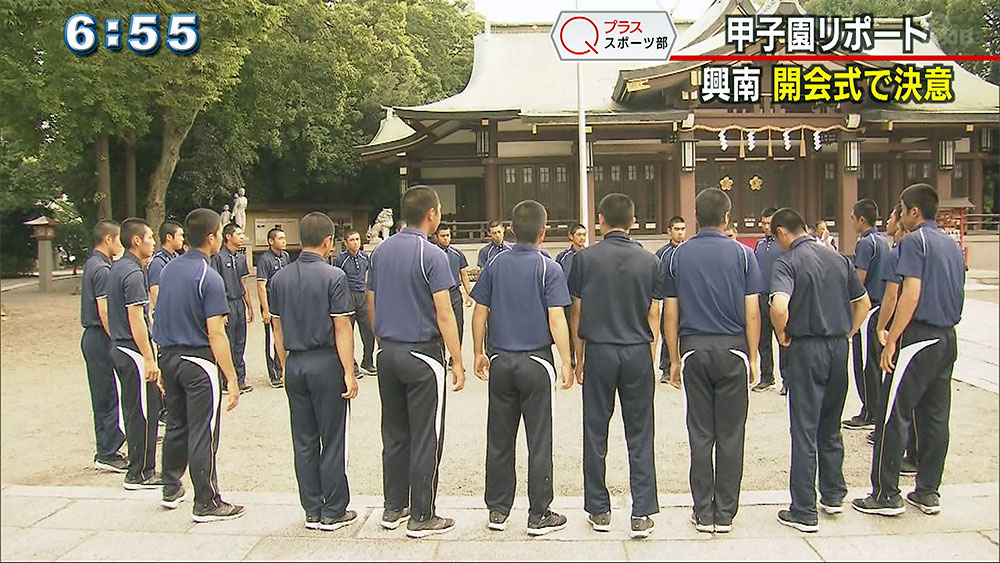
366;208;394;247
232;188;247;229
220;204;231;226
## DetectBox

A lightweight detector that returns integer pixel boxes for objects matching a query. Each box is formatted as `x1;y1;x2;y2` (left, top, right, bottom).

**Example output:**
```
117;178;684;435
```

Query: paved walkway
2;483;997;561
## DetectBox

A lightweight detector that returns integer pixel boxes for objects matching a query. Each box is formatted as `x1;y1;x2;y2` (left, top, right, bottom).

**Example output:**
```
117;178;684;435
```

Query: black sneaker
588;511;611;532
851;495;905;516
690;511;714;533
123;473;163;490
161;486;187;509
405;515;455;538
488;509;508;531
630;515;654;538
527;510;567;536
659;373;669;384
779;386;788;396
239;384;253;394
818;499;844;514
866;431;875;446
905;491;941;515
305;515;321;530
94;454;128;474
193;501;246;523
777;509;818;533
221;385;229;395
751;381;774;392
269;377;283;388
900;459;918;477
320;510;358;531
842;415;875;430
713;517;732;533
359;364;377;377
381;507;410;530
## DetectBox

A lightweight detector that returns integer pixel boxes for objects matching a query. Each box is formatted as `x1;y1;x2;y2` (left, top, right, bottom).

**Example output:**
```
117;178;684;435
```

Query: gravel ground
2;277;997;501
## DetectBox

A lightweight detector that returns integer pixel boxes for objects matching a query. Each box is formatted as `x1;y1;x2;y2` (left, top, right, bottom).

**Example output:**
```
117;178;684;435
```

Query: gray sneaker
381;507;410;530
851;495;905;517
905;491;941;515
123;472;163;490
192;501;245;523
320;510;358;531
630;515;654;538
161;485;187;509
527;510;567;536
588;511;611;532
94;454;128;474
900;459;918;477
406;515;455;538
488;510;508;531
690;511;714;533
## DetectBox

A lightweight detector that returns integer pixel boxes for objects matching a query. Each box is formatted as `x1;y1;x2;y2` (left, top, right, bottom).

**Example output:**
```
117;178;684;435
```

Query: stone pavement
2;483;997;561
953;297;999;394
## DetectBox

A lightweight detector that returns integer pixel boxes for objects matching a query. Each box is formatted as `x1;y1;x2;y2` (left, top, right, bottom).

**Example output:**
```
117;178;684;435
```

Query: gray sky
472;0;715;23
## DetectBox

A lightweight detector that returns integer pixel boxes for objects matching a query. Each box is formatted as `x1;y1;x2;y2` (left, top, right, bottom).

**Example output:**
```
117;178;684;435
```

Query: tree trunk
94;132;112;220
123;130;137;218
145;106;201;236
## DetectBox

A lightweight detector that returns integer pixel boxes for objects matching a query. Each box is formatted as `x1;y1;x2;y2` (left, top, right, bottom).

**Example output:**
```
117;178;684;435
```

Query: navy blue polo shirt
148;247;176;288
477;241;512;268
770;236;867;338
211;245;249;301
654;241;678;261
754;235;784;292
555;246;579;280
895;221;965;327
882;244;902;285
567;231;663;345
470;244;571;351
152;249;230;348
81;249;113;328
256;248;290;298
107;252;150;343
331;250;370;293
270;251;353;351
439;245;468;291
368;227;455;343
854;227;890;304
663;228;764;337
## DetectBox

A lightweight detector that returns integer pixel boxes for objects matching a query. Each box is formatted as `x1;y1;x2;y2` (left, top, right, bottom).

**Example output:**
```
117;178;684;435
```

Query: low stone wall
966;233;999;271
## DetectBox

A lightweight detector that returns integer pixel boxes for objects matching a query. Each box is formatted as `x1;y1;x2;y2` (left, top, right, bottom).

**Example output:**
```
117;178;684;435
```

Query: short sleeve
122;270;149;306
332;254;344;269
854;237;875;271
366;250;377;291
770;257;795;299
268;275;283;317
329;272;352;316
93;265;110;299
201;271;229;319
895;232;925;280
847;262;867;301
567;253;584;298
210;253;224;277
477;246;488;268
458;251;469;270
237;254;250;278
543;260;572;307
425;246;455;294
743;248;764;295
661;251;677;299
256;254;273;281
469;263;492;306
148;258;164;287
882;250;901;284
650;258;665;301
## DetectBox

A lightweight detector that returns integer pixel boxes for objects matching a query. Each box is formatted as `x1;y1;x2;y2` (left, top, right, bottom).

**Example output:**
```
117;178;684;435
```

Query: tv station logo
550;11;678;62
64;13;200;55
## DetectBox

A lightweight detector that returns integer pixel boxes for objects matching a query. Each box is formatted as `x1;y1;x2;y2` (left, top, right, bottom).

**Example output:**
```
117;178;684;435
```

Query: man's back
897;222;965;327
270;252;351;350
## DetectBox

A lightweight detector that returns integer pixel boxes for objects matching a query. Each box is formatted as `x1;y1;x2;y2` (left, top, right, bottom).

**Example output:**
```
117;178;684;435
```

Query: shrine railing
965;214;1000;233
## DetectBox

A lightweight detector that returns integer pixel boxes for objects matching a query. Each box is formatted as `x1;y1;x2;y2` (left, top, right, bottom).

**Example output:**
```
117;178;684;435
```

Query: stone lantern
23;215;59;292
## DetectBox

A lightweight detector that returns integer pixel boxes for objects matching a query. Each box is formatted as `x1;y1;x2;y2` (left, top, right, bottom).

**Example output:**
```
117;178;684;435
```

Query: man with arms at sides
257;228;290;388
478;220;513;268
555;223;587;370
148;220;184;313
107;218;162;490
663;189;761;534
769;208;870;532
271;212;359;531
154;208;244;522
569;193;661;538
435;223;474;367
330;230;376;377
80;219;127;473
842;199;890;431
853;183;964;517
211;224;254;394
753;207;787;394
471;200;574;536
655;215;686;383
367;186;465;538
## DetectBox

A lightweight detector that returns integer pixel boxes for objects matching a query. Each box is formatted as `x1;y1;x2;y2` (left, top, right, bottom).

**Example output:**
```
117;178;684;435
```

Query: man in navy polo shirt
568;193;661;538
753;207;787;394
556;223;587;369
271;212;359;531
107;218;162;490
330;230;376;377
663;189;761;534
478;220;512;268
854;183;965;518
843;199;890;430
154;208;244;522
435;224;473;353
367;186;465;538
148;220;184;312
211;224;254;394
768;208;870;533
471;200;573;537
257;228;290;388
80;219;127;473
655;215;686;383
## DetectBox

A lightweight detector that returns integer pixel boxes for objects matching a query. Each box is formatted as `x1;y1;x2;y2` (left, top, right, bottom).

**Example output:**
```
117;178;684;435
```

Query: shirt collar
123;250;144;268
91;248;112;264
401;227;428;239
915;220;938;231
512;243;538;252
603;231;630;241
187;249;210;262
790;235;813;249
695;227;726;239
863;227;879;237
298;250;324;263
157;246;177;259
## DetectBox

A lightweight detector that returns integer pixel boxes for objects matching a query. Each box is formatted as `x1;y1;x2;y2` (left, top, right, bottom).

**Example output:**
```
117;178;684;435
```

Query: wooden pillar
484;119;501;221
969;135;984;212
587;168;596;233
931;138;953;199
677;132;696;229
797;157;808;214
887;139;904;209
837;133;859;255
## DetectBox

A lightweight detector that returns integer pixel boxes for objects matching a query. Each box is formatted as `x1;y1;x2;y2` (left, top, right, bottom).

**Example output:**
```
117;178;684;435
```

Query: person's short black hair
900;183;939;220
435;223;452;234
222;223;240;241
185;209;222;248
120;218;150;250
568;223;586;235
890;202;902;222
93;219;120;246
598;193;634;230
695;188;731;227
394;220;406;233
487;220;503;230
299;212;334;248
852;199;879;227
760;207;778;219
771;208;807;236
266;227;284;243
401;185;440;226
511;200;548;243
668;216;685;228
158;220;182;244
344;229;361;240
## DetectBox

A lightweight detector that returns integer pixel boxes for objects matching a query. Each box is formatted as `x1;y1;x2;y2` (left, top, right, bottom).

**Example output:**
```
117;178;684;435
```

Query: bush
0;206;45;277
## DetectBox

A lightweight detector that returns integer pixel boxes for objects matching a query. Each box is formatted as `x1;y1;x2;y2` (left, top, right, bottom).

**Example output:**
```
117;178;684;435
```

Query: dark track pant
786;336;849;519
226;299;247;387
350;292;375;370
111;340;161;481
81;327;125;461
377;340;447;522
870;323;956;500
582;342;658;517
851;305;881;421
286;348;351;518
450;289;464;347
485;348;556;521
264;323;281;383
160;347;224;509
759;300;787;386
681;341;750;524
